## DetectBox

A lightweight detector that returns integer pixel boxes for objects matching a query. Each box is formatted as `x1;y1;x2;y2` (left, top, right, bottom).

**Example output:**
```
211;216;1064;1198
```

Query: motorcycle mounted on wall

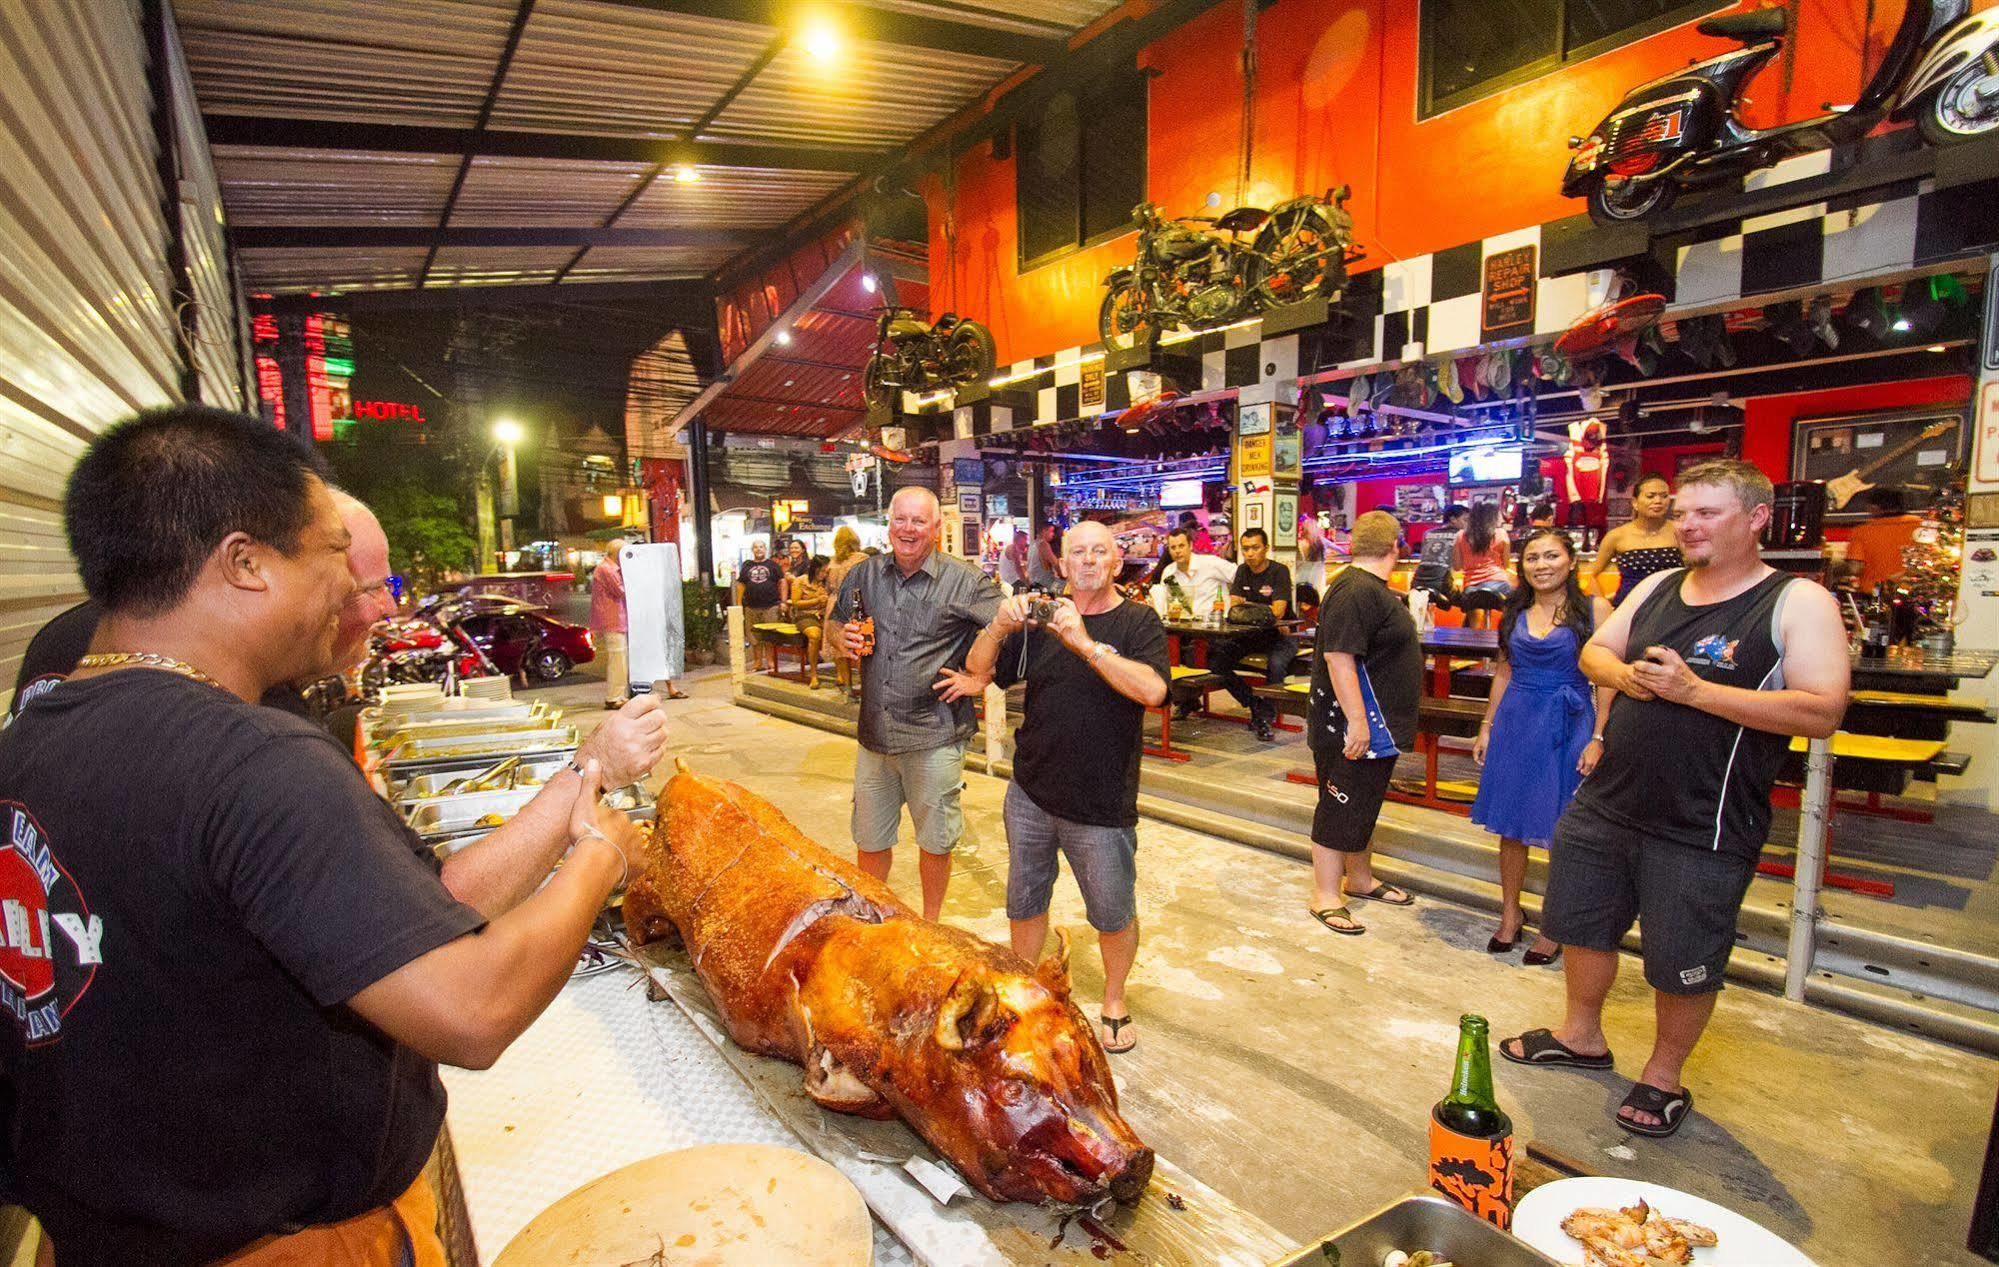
861;307;996;408
1564;0;1999;226
1098;187;1360;346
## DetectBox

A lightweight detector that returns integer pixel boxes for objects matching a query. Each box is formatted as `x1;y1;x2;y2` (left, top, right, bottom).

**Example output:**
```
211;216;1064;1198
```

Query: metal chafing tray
380;726;579;773
367;705;558;747
407;782;655;840
393;758;571;803
1268;1192;1563;1267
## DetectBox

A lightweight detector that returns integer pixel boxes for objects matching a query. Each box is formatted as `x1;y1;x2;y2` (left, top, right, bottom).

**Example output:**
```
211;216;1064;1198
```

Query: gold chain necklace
75;652;224;689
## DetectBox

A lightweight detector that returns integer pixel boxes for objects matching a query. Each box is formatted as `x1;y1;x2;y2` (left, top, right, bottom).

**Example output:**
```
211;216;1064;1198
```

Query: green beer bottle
1427;1014;1515;1228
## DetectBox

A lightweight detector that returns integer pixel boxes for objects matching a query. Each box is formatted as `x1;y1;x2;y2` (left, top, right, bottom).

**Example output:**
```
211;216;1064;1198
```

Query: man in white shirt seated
1148;527;1236;719
1149;528;1233;618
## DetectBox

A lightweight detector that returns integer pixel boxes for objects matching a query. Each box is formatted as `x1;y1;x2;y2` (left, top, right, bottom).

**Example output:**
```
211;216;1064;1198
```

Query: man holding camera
940;521;1169;1054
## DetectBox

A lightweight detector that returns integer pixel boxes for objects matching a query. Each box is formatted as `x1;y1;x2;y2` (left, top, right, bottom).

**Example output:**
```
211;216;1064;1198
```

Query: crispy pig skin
624;764;1154;1205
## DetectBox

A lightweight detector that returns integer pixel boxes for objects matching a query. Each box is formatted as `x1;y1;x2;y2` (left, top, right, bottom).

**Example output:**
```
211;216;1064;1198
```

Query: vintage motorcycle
862;307;996;408
1099;187;1357;345
1564;0;1999;225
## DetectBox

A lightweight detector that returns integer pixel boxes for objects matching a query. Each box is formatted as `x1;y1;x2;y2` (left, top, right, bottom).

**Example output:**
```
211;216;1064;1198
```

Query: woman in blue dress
1470;530;1615;964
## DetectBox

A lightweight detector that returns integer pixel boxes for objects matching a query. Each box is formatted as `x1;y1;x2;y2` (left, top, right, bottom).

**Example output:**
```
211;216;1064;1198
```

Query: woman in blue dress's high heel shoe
1470;530;1615;964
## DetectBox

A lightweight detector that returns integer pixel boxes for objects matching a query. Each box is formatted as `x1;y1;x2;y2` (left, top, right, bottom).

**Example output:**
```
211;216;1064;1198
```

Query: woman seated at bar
1581;473;1681;606
787;555;831;689
1453;502;1514;612
1470;529;1614;964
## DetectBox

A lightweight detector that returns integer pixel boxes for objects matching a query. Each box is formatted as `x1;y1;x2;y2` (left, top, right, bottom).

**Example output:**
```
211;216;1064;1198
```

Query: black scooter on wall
1563;0;1999;225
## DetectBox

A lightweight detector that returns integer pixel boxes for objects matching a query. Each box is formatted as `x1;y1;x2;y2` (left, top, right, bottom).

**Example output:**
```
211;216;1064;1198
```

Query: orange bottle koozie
1427;1113;1514;1230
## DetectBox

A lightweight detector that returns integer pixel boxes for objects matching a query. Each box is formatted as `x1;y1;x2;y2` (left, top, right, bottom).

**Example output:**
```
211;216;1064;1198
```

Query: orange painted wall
929;0;1983;367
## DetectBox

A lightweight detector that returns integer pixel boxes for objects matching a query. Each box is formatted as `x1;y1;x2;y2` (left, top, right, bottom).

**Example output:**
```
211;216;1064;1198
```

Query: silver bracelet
572;825;629;888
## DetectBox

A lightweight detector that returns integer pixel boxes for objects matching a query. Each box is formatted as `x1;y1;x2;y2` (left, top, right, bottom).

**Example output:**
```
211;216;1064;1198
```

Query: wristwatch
1087;641;1117;664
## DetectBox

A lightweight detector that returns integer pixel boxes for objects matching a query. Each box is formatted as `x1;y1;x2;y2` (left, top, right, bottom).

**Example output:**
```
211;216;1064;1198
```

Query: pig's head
915;931;1153;1206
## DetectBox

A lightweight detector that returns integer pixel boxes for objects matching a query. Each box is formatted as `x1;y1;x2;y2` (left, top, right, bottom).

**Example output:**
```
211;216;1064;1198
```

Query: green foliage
682;578;721;648
373;479;477;586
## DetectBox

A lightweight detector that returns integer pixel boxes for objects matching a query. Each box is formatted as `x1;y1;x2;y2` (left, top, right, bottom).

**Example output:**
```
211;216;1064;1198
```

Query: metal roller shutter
0;0;241;711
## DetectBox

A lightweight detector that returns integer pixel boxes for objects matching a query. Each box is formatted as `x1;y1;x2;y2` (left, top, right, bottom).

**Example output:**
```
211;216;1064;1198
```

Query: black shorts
1540;803;1755;995
1310;745;1397;853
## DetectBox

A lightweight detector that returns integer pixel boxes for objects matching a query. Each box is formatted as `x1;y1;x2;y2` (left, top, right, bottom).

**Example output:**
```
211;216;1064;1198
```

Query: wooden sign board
1237;433;1274;479
1481;244;1537;340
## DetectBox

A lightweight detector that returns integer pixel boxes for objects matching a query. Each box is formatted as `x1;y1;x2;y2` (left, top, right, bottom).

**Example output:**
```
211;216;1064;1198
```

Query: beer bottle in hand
854;591;876;658
1427;1014;1515;1229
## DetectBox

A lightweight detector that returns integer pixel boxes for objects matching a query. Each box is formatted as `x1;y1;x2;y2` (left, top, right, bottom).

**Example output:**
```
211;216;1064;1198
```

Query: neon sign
350;400;427;424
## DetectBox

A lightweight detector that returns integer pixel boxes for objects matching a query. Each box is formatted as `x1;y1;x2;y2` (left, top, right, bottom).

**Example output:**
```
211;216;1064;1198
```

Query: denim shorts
1002;782;1138;932
851;741;967;855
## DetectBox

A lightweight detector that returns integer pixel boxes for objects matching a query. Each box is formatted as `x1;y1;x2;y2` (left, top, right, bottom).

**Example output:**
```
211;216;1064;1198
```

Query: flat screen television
1160;478;1206;508
1449;446;1523;485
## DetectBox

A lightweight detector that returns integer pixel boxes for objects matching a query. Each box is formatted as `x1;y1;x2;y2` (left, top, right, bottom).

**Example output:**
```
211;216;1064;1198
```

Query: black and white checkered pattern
898;145;1999;444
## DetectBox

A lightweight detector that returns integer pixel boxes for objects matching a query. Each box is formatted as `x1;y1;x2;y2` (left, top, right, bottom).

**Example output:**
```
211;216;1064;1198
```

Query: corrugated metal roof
564;244;742;280
701;39;1016;149
213;146;458;225
450;155;651;226
867;0;1126;36
175;0;521;127
426;246;579;286
617;166;853;230
238;247;429;290
488;0;772;138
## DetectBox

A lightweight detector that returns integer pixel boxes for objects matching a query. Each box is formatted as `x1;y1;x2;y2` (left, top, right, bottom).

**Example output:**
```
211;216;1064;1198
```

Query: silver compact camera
1025;597;1058;626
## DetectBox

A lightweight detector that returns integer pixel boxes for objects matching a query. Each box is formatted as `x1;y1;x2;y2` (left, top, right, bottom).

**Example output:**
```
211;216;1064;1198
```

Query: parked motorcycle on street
1564;0;1999;226
862;307;996;408
1099;187;1357;345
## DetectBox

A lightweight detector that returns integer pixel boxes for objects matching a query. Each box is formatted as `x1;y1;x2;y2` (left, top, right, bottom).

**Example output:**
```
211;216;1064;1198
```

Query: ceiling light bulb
1893;318;1913;332
774;329;793;346
674;165;700;184
801;19;841;62
861;273;878;293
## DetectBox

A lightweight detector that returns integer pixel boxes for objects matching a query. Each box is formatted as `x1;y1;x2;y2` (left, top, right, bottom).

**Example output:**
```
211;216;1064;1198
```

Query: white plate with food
1512;1177;1817;1267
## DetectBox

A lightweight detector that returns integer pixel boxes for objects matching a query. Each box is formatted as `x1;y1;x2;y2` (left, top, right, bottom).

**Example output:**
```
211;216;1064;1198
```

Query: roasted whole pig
624;762;1154;1206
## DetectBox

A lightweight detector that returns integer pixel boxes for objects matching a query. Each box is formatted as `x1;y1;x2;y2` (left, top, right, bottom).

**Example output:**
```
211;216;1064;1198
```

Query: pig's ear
934;971;1003;1050
1035;928;1072;998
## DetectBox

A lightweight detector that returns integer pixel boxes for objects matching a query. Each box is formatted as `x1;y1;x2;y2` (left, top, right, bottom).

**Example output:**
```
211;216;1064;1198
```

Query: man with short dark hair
0;407;662;1262
946;521;1169;1054
1501;459;1848;1139
1212;527;1295;741
1306;510;1420;935
1845;486;1922;592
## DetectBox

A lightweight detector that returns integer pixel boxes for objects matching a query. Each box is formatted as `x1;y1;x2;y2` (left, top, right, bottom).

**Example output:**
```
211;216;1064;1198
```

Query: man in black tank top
1499;461;1848;1139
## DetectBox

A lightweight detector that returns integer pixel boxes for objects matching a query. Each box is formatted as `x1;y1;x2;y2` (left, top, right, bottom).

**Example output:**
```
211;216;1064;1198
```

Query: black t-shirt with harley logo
0;670;485;1263
738;558;783;607
1230;561;1293;612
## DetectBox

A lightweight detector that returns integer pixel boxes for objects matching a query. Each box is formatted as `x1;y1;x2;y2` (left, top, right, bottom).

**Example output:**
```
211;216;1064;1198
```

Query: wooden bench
1146;666;1219;763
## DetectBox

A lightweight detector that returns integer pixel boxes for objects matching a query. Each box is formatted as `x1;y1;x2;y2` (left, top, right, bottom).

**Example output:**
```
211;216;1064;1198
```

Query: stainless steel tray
368;708;558;747
393;758;571;802
407;782;655;840
380;726;579;772
1269;1192;1563;1267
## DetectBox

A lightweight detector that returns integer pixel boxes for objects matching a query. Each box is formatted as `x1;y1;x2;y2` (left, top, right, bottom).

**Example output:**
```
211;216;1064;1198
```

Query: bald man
831;487;1003;921
946;520;1169;1053
8;490;397;726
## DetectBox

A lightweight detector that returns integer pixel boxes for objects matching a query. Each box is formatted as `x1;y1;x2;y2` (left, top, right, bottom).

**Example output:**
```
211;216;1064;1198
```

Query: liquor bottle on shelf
1427;1014;1515;1230
853;591;876;658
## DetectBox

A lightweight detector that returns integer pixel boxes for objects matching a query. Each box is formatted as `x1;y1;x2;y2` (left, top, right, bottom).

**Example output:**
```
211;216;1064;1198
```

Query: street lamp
492;418;525;447
478;418;526;566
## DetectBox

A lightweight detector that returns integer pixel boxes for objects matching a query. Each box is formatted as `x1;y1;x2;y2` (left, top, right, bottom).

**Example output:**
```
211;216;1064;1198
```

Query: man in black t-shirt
1305;511;1421;936
734;539;784;670
0;408;662;1263
1212;527;1296;741
948;521;1169;1055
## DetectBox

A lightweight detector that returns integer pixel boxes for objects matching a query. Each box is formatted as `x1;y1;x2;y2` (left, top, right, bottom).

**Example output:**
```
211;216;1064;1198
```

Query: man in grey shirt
833;486;1003;921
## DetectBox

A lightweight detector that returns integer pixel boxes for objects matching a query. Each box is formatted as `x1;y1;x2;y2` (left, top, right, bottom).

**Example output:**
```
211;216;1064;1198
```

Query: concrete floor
537;667;1998;1266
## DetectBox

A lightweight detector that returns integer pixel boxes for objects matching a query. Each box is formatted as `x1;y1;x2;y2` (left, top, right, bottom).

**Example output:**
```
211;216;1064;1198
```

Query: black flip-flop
1616;1083;1693;1138
1349;883;1413;906
1499;1027;1614;1070
1310;906;1366;936
1100;1014;1136;1054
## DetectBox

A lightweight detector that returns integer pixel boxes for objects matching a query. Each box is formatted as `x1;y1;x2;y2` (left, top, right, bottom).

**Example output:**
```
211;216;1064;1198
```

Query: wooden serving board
492;1144;872;1266
631;942;1293;1267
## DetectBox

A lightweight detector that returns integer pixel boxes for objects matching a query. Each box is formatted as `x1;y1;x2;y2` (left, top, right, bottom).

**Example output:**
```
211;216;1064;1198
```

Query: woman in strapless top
1583;473;1682;606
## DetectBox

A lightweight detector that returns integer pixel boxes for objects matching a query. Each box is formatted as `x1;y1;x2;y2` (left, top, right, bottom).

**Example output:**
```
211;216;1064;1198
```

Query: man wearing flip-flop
1305;510;1422;934
1500;461;1848;1138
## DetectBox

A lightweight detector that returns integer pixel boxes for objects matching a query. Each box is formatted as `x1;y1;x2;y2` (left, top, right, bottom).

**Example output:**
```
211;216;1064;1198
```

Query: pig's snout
1107;1145;1153;1203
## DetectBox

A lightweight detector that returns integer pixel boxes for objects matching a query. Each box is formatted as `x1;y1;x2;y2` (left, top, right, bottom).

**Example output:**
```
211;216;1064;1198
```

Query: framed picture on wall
1791;407;1966;522
1274;493;1298;549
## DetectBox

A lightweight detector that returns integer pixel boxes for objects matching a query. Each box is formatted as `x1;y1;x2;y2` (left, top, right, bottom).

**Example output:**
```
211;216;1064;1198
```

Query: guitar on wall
1823;419;1959;510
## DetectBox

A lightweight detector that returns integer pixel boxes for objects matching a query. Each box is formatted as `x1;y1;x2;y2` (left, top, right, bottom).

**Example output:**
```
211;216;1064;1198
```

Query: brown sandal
1099;1014;1136;1054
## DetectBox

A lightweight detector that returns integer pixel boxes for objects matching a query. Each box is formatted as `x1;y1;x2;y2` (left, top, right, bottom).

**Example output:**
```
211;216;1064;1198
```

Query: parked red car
433;596;595;683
